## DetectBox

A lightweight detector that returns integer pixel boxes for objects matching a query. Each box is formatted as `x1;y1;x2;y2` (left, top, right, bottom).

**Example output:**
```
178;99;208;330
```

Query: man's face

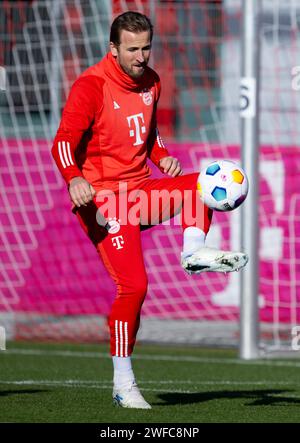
110;29;151;79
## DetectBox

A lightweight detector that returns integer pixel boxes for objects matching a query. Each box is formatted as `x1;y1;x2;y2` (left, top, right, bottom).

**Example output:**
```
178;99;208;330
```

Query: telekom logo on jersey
127;113;146;146
111;236;124;250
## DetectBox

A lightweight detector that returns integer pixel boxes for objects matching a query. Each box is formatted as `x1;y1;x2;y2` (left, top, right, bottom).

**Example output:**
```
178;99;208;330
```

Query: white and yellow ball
197;160;249;211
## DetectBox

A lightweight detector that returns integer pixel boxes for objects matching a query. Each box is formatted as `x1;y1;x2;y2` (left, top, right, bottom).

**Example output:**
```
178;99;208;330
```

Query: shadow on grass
155;389;300;407
0;389;49;397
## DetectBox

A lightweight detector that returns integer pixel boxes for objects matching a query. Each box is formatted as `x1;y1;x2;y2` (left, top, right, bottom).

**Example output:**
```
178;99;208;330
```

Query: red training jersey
51;52;169;192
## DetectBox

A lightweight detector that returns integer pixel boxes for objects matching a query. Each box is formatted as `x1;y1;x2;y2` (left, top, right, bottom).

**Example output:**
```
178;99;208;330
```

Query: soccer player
51;11;248;409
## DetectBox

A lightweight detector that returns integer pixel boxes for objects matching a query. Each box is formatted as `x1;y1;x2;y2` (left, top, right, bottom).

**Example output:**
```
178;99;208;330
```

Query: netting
0;0;299;351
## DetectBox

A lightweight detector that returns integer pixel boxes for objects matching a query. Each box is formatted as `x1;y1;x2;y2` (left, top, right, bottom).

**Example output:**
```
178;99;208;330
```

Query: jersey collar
104;52;149;91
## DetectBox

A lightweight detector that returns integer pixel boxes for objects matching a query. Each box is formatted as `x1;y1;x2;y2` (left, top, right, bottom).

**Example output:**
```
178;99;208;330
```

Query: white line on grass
1;379;300;396
4;348;300;368
1;379;300;386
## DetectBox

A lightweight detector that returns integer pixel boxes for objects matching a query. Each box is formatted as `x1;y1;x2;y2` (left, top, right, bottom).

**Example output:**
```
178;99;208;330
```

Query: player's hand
159;156;183;177
68;177;96;208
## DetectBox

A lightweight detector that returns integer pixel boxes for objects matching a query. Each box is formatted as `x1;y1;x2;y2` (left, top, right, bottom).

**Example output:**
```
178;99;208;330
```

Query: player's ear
110;42;118;57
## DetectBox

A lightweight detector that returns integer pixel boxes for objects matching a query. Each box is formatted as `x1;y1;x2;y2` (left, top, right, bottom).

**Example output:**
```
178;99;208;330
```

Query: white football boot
181;246;248;275
112;381;152;409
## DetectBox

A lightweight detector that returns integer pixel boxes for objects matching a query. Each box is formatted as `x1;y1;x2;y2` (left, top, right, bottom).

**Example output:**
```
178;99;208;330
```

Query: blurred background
0;0;299;353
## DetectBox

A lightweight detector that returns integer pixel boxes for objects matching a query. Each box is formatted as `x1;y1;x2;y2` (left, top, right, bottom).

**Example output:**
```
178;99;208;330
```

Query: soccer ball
197;160;249;211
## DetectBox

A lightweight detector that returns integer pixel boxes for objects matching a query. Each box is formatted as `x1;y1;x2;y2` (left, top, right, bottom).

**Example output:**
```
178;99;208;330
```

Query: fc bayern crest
107;217;121;234
141;89;153;106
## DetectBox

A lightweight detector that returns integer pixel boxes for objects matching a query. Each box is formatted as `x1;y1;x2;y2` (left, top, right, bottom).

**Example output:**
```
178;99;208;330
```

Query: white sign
0;66;6;91
240;77;256;118
0;326;6;350
291;326;300;351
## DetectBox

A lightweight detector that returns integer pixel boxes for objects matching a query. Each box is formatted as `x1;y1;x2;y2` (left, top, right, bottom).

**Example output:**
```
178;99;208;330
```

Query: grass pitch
1;341;300;423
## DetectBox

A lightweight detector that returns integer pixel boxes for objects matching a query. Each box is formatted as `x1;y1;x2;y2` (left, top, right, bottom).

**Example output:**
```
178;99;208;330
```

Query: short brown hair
110;11;153;45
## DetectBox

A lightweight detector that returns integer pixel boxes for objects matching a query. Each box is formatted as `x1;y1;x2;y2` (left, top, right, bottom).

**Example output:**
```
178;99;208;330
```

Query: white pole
239;0;261;359
49;0;64;136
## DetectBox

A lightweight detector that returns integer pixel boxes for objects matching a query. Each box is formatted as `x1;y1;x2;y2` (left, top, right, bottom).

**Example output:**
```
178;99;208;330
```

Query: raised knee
124;276;148;299
132;277;148;298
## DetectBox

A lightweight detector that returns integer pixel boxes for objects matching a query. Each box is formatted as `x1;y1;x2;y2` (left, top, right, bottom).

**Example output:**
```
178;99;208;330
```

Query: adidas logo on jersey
113;101;120;109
